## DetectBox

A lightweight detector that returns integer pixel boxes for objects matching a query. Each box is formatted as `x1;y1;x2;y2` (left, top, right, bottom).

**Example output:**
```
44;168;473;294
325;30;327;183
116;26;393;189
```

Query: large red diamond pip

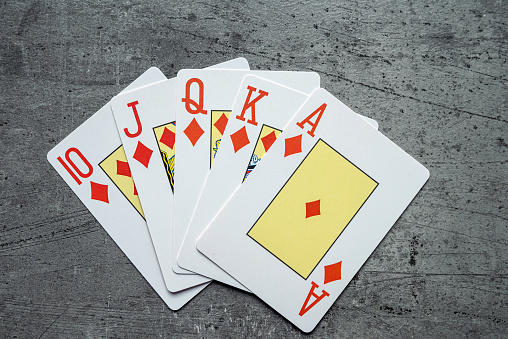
184;118;204;146
133;141;153;168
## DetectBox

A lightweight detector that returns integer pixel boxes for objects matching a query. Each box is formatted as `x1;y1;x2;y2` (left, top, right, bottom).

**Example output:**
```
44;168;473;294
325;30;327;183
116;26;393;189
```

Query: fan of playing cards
47;58;429;332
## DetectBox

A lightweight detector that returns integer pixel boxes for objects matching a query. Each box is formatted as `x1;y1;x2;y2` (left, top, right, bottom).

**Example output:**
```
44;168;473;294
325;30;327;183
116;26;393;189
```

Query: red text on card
236;86;268;126
182;78;207;115
57;147;93;185
296;103;326;137
124;101;143;138
299;281;329;316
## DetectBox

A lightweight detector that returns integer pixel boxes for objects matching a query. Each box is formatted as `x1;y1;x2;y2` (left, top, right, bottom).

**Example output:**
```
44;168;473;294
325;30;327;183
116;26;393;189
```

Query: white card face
177;75;379;289
173;69;321;275
110;58;250;292
197;88;429;331
47;67;207;310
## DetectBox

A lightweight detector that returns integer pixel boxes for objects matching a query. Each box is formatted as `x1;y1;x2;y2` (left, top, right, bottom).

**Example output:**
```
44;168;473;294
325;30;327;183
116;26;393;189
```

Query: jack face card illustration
197;88;429;331
173;69;321;275
47;67;207;310
110;58;249;292
177;75;379;288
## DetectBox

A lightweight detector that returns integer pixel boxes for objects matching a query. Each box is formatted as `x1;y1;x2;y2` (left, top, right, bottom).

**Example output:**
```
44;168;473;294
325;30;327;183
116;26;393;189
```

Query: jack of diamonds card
110;58;249;292
197;88;429;331
47;67;207;310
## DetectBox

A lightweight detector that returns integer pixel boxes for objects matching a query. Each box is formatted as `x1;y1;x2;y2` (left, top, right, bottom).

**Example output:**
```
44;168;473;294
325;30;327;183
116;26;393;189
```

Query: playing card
177;75;379;288
47;67;207;310
110;58;250;292
197;88;429;331
173;69;321;276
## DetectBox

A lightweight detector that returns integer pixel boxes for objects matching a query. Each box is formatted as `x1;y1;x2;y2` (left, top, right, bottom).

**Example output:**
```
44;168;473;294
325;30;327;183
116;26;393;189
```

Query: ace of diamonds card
197;88;429;331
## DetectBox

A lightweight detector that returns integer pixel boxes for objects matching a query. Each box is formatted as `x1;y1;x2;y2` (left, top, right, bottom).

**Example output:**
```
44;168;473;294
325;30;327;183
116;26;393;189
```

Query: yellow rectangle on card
248;139;377;279
99;145;145;219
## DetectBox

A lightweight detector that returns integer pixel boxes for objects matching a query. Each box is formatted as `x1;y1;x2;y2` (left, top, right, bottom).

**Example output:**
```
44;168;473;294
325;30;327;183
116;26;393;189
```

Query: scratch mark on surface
425;252;486;256
351;305;392;325
449;64;508;82
364;270;508;278
35;305;69;339
0;218;99;253
105;292;111;339
115;52;120;86
308;68;508;124
159;304;164;339
411;201;508;222
412;221;508;246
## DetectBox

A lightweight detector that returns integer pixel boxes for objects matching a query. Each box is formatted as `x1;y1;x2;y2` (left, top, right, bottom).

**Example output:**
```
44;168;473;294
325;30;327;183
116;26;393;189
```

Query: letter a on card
299;282;329;316
296;103;326;137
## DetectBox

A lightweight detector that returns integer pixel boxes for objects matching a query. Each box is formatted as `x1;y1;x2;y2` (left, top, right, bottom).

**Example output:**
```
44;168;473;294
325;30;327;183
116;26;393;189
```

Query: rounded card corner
236;57;250;68
46;148;56;163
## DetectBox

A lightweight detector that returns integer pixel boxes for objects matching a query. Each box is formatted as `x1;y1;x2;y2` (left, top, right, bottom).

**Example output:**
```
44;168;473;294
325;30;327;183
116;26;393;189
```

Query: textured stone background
1;0;507;338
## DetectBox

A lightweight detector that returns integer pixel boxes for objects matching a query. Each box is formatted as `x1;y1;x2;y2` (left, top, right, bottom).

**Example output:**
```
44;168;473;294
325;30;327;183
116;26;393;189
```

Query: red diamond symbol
214;113;229;136
184;118;204;146
305;199;320;218
133;141;153;168
284;134;302;157
324;261;342;284
230;126;250;153
261;130;278;152
159;127;175;150
116;160;131;177
90;181;109;203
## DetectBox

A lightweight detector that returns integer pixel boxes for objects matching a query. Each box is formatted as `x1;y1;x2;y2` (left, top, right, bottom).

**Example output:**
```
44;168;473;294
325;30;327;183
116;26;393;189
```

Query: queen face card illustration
173;69;321;275
197;88;429;331
47;67;207;311
177;75;379;289
110;58;249;292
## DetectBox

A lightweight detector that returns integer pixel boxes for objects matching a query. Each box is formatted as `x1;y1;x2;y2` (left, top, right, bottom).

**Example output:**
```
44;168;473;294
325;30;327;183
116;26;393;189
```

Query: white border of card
177;75;379;289
172;69;322;280
110;58;250;292
197;88;429;331
47;67;206;310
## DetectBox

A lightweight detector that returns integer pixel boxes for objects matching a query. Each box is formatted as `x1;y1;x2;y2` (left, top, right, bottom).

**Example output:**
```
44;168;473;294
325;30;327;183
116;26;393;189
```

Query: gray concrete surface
1;0;507;337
